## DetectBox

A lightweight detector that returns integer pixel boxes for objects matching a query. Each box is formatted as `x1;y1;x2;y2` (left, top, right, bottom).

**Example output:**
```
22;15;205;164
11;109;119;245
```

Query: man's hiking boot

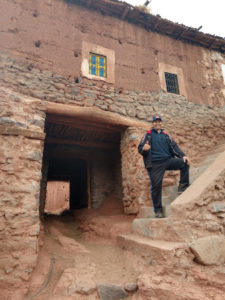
178;183;190;195
155;211;164;218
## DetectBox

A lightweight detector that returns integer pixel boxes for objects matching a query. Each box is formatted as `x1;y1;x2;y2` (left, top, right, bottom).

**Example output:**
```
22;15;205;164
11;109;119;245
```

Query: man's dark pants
147;158;189;213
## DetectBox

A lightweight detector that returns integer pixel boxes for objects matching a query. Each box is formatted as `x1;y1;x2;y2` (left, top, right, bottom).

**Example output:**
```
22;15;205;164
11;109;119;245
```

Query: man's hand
183;156;190;165
143;144;151;151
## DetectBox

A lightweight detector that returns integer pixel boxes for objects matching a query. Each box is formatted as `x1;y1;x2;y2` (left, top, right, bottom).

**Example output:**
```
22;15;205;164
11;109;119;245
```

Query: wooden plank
0;125;45;140
121;7;129;20
86;0;92;8
45;181;70;215
46;103;150;129
46;115;123;133
45;137;119;149
208;39;215;49
87;160;91;209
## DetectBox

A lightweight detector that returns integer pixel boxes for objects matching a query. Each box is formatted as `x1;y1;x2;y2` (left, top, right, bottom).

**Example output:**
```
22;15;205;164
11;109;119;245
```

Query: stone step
117;233;186;265
138;205;171;218
131;217;183;242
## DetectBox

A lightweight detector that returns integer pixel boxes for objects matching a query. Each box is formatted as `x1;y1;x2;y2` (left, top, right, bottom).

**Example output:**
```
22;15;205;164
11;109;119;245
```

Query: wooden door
44;180;70;215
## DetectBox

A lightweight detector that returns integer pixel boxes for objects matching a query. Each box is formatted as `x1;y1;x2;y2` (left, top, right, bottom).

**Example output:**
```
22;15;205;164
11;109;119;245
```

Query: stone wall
91;150;120;209
169;160;225;242
0;90;45;293
1;50;225;214
1;49;225;291
0;0;225;104
121;127;148;214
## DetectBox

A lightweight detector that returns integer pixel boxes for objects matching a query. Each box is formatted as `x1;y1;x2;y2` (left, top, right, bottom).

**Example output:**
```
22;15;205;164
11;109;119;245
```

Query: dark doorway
39;112;124;216
47;158;88;209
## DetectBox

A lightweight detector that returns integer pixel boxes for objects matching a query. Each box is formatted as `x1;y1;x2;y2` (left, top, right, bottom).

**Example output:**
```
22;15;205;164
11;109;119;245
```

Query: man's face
152;120;162;131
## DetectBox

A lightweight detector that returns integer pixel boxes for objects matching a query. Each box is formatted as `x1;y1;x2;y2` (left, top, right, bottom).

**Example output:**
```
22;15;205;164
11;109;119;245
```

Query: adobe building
1;0;225;296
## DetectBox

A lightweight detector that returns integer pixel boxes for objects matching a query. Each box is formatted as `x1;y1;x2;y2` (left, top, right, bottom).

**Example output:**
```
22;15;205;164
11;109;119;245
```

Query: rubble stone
189;235;225;265
97;283;128;300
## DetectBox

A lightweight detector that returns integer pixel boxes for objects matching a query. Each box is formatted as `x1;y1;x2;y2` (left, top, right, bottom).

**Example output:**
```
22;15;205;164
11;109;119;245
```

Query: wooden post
87;160;91;209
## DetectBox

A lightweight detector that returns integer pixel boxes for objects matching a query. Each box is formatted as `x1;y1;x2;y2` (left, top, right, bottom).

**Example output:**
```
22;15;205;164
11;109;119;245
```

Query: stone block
54;267;96;296
210;202;225;213
124;282;138;292
97;283;128;300
189;235;225;265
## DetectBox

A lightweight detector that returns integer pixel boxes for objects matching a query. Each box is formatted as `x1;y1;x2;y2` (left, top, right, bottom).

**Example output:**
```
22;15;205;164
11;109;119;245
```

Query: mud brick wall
0;0;225;105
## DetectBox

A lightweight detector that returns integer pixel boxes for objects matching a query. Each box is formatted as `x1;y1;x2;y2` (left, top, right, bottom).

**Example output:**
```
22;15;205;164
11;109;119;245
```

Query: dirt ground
26;195;139;300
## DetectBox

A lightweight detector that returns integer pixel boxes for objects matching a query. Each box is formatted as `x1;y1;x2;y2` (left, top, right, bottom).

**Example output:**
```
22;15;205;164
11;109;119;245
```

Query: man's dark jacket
138;129;185;169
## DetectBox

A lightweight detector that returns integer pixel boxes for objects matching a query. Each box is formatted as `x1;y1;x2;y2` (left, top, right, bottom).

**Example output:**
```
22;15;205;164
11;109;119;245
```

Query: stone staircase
117;233;188;267
116;144;225;264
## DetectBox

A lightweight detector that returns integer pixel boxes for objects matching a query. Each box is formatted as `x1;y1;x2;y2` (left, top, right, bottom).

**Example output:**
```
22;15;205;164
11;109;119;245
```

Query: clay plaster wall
0;0;225;105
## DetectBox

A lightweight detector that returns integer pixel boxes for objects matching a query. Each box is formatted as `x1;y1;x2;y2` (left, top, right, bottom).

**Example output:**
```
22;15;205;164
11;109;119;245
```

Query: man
138;115;190;218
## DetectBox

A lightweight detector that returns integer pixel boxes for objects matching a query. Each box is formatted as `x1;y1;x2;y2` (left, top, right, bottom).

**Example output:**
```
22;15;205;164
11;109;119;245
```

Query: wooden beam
0;125;45;140
46;103;149;129
86;0;92;8
151;21;160;31
208;39;215;49
45;137;119;149
87;160;91;209
121;7;129;20
175;28;187;39
46;115;122;133
219;42;225;52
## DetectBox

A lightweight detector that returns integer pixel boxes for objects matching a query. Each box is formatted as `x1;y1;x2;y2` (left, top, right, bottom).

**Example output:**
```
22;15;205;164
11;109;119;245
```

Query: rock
127;108;136;117
54;267;96;296
136;110;146;119
124;282;138;292
116;97;128;103
28;118;45;128
0;117;16;125
85;98;95;106
206;222;221;232
54;83;65;90
210;202;225;213
30;90;45;99
29;150;42;161
189;235;225;265
97;283;128;300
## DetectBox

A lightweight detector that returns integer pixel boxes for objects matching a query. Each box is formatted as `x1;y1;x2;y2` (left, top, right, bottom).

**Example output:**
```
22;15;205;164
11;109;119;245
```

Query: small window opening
164;72;180;94
89;53;107;77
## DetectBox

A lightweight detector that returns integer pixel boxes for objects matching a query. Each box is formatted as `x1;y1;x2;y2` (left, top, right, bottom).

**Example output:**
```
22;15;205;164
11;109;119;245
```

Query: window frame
81;41;115;83
164;72;180;94
89;53;107;78
158;63;187;98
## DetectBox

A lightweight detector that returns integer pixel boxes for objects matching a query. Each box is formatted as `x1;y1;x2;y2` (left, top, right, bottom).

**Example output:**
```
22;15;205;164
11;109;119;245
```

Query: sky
124;0;225;38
